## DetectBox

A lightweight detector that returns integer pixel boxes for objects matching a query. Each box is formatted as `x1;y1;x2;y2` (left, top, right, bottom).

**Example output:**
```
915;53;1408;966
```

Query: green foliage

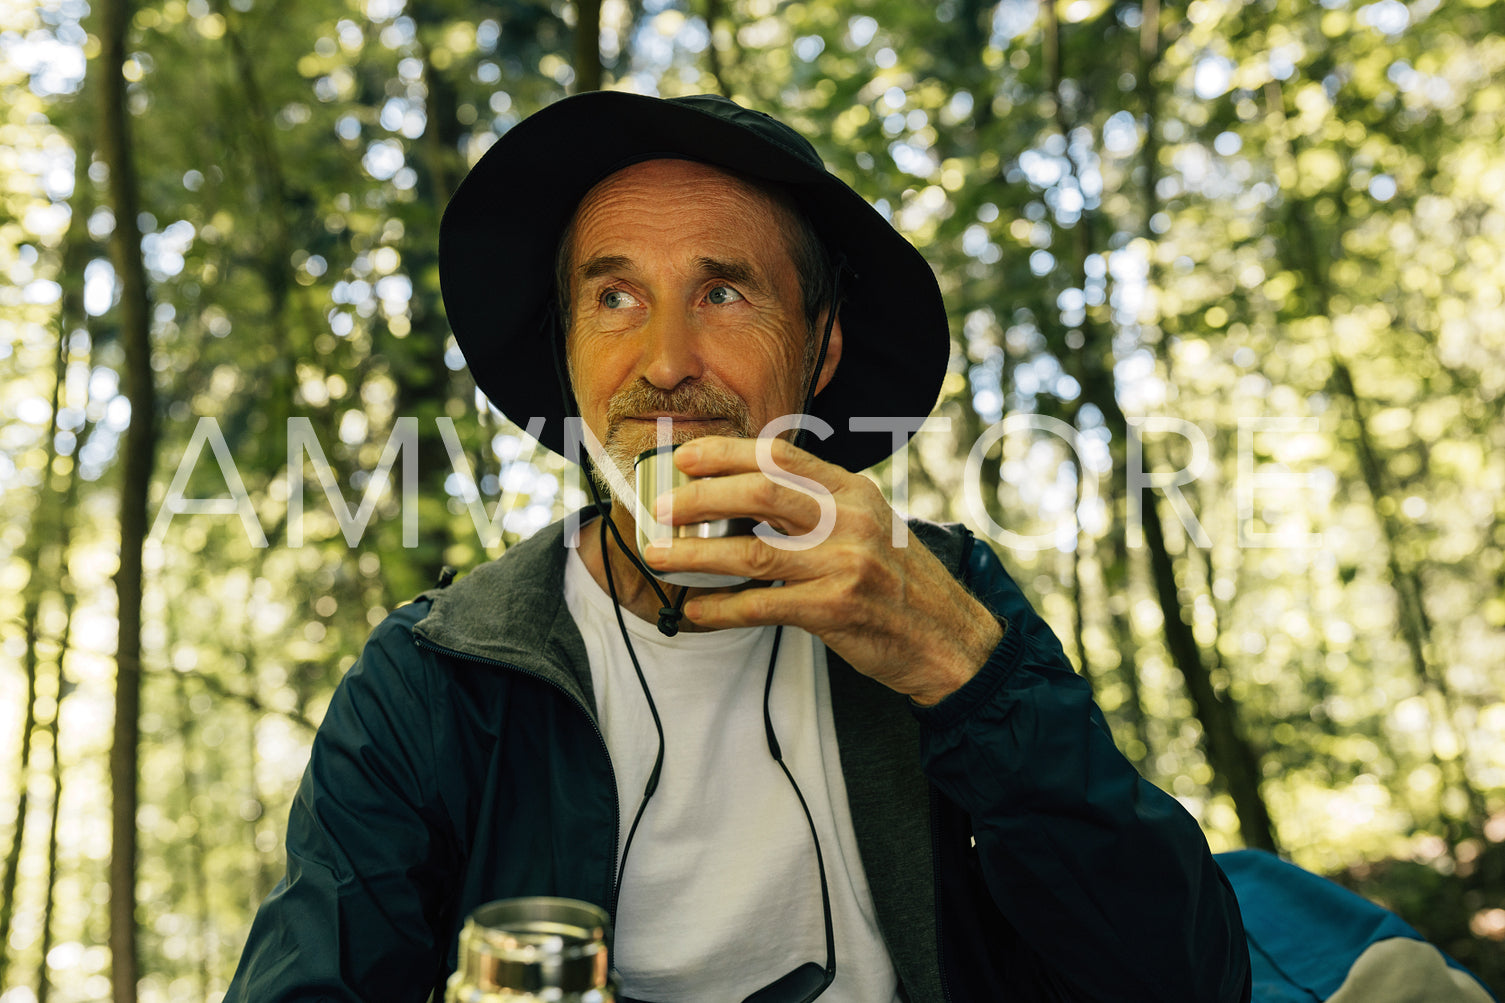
2;0;1503;997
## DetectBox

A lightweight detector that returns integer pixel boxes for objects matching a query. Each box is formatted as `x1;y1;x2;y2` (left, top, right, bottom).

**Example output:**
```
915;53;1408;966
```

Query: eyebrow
574;254;775;299
577;254;634;283
695;256;771;297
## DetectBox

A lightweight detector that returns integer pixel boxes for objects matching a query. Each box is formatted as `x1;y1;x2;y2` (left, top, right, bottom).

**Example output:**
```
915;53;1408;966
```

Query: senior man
227;93;1250;1002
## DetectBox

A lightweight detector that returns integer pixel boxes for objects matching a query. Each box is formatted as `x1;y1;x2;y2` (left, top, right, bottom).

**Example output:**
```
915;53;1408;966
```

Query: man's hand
642;435;1003;706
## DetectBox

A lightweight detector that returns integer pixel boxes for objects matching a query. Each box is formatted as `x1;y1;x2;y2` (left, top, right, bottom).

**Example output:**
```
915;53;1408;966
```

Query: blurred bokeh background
2;0;1503;999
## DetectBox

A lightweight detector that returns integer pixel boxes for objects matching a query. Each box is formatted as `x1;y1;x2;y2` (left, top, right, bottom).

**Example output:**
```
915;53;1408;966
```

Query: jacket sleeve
913;533;1252;1003
224;607;460;1003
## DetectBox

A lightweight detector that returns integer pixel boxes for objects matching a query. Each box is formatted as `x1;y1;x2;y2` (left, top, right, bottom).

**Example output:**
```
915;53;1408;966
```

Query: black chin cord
794;257;846;454
592;502;691;638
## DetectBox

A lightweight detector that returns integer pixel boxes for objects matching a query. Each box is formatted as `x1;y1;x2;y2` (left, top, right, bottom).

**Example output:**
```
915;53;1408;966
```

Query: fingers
643;532;807;584
655;470;827;532
654;436;841;533
636;434;995;703
682;579;818;629
673;435;836;483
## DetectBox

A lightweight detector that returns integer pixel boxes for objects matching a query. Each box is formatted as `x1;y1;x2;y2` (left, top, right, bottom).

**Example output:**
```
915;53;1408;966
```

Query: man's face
563;159;817;495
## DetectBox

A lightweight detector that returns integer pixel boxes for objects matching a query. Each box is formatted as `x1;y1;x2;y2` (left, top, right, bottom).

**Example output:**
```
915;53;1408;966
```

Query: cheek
565;336;606;412
568;333;639;417
726;326;808;409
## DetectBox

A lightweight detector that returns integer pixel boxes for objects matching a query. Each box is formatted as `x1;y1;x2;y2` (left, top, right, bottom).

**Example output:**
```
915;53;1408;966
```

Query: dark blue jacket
226;518;1251;1001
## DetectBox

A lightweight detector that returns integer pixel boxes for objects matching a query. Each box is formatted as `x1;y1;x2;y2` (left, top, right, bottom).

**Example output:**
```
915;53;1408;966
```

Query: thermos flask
445;896;617;1002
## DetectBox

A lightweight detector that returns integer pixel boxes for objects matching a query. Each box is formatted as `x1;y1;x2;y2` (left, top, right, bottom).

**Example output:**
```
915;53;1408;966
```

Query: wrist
908;604;1004;706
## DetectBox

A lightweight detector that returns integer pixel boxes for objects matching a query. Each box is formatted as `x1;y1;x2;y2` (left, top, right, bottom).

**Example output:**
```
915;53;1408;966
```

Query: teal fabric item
1217;849;1497;1002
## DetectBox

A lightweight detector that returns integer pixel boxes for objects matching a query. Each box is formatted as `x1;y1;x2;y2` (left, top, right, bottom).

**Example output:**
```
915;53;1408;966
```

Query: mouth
608;416;741;456
622;415;733;426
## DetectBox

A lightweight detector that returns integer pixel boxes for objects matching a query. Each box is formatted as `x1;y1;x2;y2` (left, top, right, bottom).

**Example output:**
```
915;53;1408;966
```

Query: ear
812;309;843;397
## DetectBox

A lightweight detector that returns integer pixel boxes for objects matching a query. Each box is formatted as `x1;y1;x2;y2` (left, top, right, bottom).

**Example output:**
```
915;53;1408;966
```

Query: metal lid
454;897;611;996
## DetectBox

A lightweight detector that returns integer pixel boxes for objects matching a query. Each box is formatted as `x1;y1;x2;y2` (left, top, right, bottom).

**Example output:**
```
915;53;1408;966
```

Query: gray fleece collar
411;516;598;714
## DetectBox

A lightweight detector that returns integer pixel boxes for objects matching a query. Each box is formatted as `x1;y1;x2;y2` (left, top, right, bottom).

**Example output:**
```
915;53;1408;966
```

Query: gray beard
588;379;757;511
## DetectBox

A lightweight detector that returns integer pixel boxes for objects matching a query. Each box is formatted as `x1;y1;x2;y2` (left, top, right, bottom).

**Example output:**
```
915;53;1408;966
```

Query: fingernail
654;493;672;521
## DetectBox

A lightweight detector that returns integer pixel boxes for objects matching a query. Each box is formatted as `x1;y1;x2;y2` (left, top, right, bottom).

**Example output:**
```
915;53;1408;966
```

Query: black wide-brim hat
439;91;950;473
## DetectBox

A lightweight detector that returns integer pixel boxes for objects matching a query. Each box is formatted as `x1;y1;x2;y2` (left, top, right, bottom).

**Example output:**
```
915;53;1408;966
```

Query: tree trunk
1042;1;1276;846
1039;0;1155;767
702;0;729;96
574;0;603;93
34;705;63;1003
31;122;95;1003
35;477;82;1003
1139;477;1279;850
1069;498;1092;683
176;668;212;998
1105;476;1152;767
35;461;84;1003
243;649;274;901
1;129;96;986
99;0;158;991
1331;358;1486;838
1102;0;1160;772
214;0;313;466
0;594;38;991
1133;1;1275;847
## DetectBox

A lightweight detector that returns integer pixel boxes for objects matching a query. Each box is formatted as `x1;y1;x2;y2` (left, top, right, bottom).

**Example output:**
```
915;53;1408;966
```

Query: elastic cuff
910;616;1021;731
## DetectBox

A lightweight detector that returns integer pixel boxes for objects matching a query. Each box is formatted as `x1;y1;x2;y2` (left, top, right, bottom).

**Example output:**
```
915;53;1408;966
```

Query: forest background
2;0;1504;999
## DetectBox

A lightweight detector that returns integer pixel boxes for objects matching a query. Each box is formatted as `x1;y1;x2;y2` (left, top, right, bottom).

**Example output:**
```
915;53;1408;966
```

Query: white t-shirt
564;547;902;1003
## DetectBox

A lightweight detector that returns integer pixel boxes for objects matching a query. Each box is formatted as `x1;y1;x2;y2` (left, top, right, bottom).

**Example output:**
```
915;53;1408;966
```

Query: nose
639;310;703;391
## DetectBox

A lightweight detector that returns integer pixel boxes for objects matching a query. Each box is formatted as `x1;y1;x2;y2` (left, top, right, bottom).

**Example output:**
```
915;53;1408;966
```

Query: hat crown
664;94;825;173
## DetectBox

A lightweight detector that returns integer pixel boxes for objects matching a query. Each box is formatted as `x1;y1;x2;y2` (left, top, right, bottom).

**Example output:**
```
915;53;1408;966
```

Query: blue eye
601;289;638;309
706;284;743;305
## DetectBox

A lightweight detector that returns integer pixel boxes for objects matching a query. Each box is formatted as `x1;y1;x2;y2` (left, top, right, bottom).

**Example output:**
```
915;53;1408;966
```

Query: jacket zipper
411;635;624;924
928;788;955;1003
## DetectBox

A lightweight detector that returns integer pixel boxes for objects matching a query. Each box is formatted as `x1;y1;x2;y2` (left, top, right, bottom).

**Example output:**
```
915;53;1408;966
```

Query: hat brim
439;91;950;473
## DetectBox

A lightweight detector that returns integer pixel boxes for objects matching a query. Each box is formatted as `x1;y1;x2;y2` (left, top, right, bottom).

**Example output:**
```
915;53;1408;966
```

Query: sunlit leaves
3;0;1505;996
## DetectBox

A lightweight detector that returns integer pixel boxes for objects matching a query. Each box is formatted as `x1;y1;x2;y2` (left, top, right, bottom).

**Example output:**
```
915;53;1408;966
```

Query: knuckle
828;589;863;626
752;476;780;509
803;495;828;527
742;590;774;622
746;540;781;578
845;547;895;596
767;436;804;473
847;504;885;539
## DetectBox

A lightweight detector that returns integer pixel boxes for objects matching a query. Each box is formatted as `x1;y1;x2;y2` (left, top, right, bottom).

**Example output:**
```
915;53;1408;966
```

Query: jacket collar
411;515;599;715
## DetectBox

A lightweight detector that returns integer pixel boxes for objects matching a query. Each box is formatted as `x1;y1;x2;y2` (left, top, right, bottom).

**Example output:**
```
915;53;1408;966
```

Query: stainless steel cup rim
466;896;609;953
455;897;612;995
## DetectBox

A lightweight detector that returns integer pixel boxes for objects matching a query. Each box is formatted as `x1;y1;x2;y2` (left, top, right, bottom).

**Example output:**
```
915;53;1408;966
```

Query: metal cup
634;444;754;588
446;896;616;1003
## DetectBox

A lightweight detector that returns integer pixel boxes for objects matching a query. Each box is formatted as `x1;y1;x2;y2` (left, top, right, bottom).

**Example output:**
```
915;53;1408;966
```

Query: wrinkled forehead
566;157;806;261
